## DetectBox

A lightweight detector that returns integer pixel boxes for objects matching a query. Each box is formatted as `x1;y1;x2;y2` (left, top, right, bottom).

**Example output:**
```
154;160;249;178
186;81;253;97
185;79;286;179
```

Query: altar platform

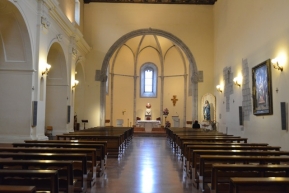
133;126;166;137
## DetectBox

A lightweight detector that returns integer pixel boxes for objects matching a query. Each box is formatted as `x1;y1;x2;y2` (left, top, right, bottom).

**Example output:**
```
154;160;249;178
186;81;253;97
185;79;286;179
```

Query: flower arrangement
163;108;169;115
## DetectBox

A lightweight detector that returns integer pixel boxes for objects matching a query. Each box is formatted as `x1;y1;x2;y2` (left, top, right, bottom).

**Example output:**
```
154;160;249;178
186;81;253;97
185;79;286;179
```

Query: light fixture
72;80;79;88
42;64;51;76
271;58;283;71
233;77;241;87
216;85;222;93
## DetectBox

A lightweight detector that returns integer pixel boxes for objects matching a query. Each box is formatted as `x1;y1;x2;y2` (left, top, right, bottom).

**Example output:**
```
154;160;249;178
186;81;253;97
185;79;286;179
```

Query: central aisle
90;136;197;193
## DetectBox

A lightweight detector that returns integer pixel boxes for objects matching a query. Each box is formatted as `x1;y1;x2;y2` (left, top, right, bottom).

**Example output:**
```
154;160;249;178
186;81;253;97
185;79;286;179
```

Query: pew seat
229;177;289;193
0;185;36;193
0;170;58;193
209;164;289;193
197;155;289;191
0;160;74;193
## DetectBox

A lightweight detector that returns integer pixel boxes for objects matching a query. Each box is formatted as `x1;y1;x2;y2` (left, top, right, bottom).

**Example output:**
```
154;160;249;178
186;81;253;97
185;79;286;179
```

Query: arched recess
46;42;68;134
74;61;85;129
99;28;199;126
0;0;33;139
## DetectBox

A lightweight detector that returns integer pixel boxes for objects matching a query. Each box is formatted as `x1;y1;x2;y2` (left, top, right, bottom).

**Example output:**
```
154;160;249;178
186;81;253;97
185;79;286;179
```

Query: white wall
214;0;289;150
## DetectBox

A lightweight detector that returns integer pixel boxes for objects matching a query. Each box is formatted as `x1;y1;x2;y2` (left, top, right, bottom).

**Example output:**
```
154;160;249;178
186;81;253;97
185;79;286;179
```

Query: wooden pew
12;143;101;187
175;136;248;154
191;149;289;191
211;164;289;193
180;142;270;177
77;126;133;141
70;126;133;148
166;127;227;145
188;145;281;165
12;142;104;168
0;147;96;167
229;177;289;193
0;152;87;192
0;160;74;193
187;145;281;179
192;149;289;175
182;142;269;167
0;169;58;193
182;142;268;162
198;155;289;192
0;185;36;193
56;134;123;157
24;139;108;168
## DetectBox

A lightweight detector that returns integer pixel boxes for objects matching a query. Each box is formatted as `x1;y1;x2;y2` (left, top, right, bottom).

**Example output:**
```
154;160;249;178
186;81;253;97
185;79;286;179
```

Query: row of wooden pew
166;127;289;193
0;126;133;193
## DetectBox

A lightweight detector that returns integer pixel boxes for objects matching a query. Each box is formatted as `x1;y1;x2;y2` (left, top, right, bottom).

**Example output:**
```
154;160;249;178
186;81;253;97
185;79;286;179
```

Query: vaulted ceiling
84;0;217;5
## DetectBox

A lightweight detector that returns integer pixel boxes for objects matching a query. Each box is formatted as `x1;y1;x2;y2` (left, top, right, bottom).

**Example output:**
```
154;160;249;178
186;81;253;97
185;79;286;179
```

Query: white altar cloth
136;120;161;132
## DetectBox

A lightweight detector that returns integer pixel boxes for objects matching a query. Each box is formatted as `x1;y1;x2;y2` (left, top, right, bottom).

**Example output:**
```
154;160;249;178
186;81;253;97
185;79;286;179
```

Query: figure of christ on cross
171;95;178;106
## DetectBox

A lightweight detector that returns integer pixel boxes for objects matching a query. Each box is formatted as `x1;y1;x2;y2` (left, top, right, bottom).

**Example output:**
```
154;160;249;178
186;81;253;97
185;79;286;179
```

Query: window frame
140;63;158;98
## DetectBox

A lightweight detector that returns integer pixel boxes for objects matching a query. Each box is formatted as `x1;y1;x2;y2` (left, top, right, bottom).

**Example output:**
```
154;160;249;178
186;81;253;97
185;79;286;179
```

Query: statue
145;103;152;120
203;100;211;121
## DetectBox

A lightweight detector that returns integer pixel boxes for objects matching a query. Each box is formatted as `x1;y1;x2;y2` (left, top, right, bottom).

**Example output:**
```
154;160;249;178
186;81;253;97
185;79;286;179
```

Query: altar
136;120;161;132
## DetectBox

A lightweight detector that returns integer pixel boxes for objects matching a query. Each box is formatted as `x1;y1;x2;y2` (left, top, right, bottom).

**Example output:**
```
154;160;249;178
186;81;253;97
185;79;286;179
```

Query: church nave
90;137;196;193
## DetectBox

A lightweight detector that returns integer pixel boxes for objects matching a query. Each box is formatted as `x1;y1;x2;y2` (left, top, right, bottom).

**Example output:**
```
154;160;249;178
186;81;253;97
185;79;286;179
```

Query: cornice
42;0;91;55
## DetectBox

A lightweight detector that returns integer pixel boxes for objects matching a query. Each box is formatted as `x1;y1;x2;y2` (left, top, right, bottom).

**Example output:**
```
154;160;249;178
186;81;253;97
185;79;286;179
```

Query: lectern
82;120;88;129
172;116;180;127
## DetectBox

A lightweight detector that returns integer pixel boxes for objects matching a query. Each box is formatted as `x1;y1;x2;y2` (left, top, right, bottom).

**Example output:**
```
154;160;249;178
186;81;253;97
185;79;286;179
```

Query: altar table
136;120;161;132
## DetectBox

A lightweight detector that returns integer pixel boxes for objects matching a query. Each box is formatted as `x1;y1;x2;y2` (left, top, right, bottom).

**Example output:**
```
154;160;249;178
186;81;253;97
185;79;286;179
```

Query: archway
99;28;199;126
46;42;68;135
0;0;33;141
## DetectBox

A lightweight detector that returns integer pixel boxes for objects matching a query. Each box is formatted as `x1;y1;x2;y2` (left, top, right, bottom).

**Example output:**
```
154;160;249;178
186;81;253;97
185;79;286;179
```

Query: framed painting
252;59;273;116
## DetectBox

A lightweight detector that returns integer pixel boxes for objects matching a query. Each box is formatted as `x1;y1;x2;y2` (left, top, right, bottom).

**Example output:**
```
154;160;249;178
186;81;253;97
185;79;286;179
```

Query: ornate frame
252;59;273;116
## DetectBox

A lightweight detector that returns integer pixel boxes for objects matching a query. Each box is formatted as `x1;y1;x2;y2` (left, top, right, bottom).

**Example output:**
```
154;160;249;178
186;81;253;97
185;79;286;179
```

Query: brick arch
99;28;199;125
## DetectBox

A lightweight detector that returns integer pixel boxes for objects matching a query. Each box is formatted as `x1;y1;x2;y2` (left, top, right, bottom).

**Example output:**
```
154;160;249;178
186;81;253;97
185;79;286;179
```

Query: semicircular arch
99;28;199;126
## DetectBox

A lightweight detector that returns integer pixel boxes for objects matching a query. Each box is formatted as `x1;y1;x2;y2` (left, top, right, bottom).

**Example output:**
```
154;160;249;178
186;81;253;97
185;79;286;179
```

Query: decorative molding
42;0;91;55
0;68;36;72
41;16;50;28
72;47;78;56
57;34;63;42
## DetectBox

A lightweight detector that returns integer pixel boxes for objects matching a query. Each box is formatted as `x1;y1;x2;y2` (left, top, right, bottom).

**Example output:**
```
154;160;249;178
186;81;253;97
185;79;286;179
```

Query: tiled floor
89;136;197;193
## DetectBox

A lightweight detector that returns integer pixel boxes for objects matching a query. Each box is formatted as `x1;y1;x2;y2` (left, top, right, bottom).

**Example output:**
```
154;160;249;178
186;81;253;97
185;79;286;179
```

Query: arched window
75;0;80;25
140;63;157;97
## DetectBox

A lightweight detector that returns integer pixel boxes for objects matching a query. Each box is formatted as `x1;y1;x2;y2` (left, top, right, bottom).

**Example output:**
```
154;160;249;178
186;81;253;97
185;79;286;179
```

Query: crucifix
171;95;178;106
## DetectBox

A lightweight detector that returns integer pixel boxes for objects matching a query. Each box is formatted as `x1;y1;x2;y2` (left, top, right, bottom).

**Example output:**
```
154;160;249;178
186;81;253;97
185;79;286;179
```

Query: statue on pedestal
203;100;211;121
145;103;152;120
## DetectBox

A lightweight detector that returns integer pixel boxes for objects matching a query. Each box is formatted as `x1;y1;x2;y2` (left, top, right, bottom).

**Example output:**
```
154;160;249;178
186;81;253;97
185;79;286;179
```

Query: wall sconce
42;64;51;76
233;77;241;87
271;58;283;71
72;80;79;88
216;85;223;93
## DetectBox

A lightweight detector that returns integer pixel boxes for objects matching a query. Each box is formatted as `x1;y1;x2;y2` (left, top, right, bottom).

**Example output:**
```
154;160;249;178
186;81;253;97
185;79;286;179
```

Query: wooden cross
171;95;178;106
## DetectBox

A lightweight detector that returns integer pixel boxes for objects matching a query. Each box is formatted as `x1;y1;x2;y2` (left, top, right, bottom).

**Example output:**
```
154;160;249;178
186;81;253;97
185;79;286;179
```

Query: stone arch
99;28;199;126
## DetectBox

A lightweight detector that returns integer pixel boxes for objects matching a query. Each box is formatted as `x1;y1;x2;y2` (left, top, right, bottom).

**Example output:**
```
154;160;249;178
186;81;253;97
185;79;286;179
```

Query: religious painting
252;59;273;116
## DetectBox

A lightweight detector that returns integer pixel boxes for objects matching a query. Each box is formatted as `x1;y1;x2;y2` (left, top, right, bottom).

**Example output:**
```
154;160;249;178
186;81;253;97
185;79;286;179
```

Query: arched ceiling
121;34;179;59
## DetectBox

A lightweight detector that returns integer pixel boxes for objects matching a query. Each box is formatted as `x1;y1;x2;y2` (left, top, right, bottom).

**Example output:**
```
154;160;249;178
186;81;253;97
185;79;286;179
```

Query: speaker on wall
239;106;243;126
32;101;37;127
280;102;287;130
67;105;71;123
